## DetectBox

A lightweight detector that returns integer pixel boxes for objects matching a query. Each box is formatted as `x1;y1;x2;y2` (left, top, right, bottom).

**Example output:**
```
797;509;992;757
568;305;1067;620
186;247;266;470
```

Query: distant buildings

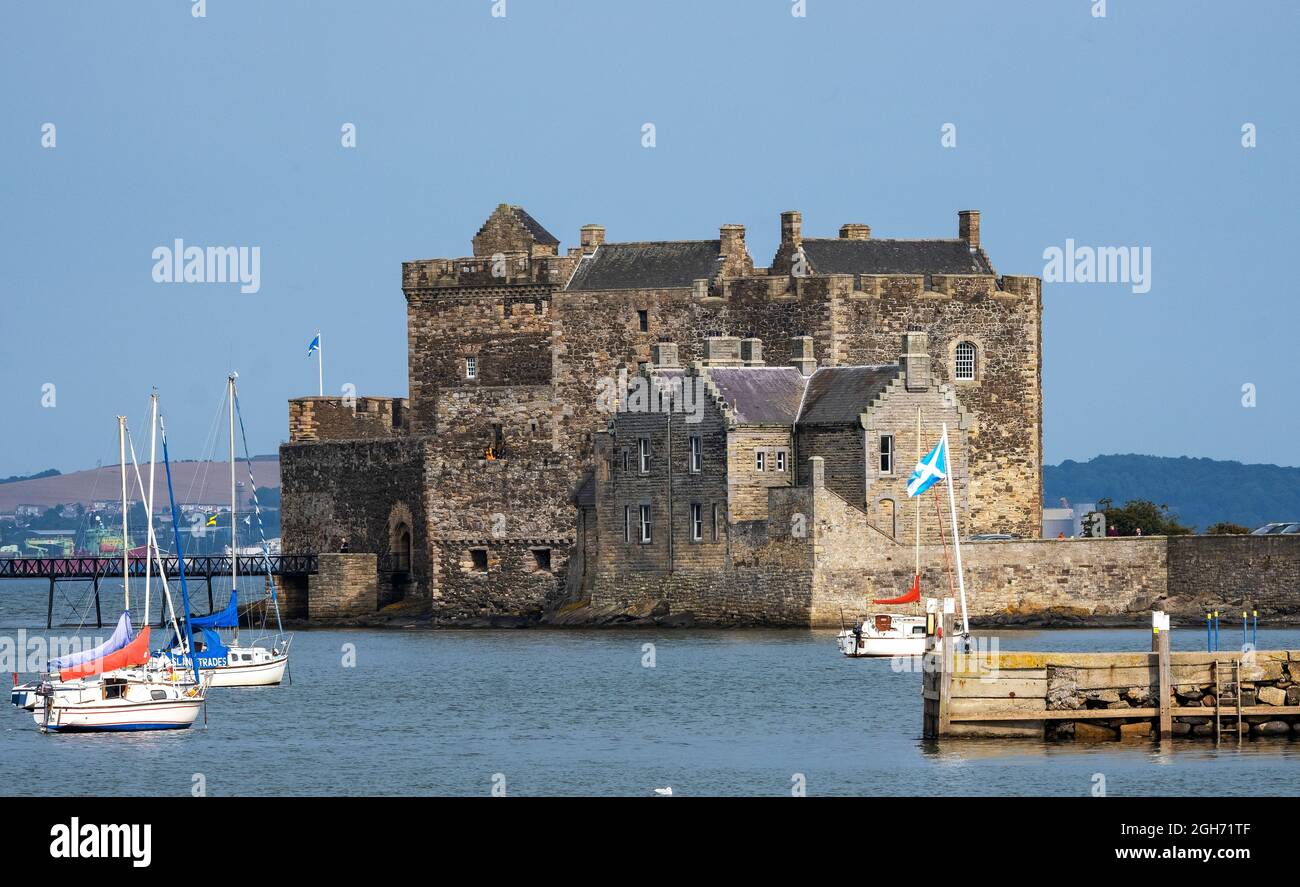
1042;500;1097;538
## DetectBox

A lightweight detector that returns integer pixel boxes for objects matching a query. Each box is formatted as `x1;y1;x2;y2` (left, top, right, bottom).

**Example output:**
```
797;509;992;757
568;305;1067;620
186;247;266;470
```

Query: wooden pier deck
923;610;1300;741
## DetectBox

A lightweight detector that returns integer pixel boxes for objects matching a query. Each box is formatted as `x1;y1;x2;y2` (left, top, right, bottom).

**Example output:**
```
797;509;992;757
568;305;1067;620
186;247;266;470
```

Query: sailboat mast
229;374;238;633
144;392;158;625
119;416;130;612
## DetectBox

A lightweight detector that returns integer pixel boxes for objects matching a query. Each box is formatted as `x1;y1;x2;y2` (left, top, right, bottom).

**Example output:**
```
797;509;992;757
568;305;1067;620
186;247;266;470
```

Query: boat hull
207;652;288;687
35;697;203;732
837;614;929;658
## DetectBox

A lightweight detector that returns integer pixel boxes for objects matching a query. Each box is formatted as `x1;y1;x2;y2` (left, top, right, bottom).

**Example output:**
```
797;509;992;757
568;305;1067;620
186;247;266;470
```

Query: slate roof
800;239;993;276
566;241;722;291
795;366;900;425
510;206;560;246
705;367;807;425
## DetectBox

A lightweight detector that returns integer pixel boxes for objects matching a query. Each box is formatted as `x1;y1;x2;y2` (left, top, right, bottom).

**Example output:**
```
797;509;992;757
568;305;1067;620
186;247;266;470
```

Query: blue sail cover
190;592;239;629
159;627;230;671
49;611;133;670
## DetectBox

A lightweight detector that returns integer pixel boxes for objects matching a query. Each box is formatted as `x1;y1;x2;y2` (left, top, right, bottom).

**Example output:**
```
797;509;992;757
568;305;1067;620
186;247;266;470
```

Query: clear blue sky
2;1;1297;474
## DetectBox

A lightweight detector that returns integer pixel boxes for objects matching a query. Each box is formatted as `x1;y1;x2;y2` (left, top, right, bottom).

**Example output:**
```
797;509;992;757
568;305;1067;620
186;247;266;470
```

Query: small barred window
954;341;976;381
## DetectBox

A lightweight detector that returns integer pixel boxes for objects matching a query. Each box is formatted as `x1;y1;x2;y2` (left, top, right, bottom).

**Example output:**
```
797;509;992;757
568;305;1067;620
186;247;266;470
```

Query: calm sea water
2;578;1298;796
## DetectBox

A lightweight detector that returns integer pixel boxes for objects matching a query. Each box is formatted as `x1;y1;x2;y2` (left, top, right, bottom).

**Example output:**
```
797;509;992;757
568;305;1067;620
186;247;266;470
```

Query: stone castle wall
288;397;408;442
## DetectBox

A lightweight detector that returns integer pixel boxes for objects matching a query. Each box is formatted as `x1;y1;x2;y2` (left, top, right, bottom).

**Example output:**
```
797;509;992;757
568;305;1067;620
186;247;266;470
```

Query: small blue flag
307;333;320;357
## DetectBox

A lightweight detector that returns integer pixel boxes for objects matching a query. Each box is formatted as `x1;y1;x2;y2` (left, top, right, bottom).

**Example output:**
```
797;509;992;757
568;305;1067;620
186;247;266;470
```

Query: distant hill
1044;455;1300;532
0;457;279;512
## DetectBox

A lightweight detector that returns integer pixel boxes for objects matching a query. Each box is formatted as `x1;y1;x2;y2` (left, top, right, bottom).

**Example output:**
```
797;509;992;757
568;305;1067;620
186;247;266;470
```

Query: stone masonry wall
309;553;378;619
288;397;408;442
1167;534;1300;616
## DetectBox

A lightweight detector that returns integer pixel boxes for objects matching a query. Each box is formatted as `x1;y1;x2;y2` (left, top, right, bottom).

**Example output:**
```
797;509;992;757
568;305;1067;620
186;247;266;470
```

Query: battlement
289;396;408;442
707;269;1028;303
402;253;578;293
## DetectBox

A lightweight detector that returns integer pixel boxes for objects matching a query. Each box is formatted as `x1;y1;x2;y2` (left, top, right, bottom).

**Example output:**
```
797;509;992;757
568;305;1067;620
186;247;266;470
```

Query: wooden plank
951;697;1046;716
950;677;1047;699
946;721;1043;738
949;704;1300;722
953;652;1047;671
954;708;1158;722
950;665;1048;680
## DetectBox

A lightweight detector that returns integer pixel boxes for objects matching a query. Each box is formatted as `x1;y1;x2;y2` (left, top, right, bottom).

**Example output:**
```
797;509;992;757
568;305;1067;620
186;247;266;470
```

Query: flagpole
914;406;921;578
317;330;323;397
941;423;970;639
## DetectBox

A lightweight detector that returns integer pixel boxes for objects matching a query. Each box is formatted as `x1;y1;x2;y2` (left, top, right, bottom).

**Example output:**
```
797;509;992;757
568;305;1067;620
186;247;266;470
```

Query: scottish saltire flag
906;437;947;498
307;333;320;357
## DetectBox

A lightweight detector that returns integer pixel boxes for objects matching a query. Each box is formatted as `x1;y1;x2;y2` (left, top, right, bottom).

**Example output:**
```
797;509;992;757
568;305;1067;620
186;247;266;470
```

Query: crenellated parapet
402;253;578;294
289;396;408;442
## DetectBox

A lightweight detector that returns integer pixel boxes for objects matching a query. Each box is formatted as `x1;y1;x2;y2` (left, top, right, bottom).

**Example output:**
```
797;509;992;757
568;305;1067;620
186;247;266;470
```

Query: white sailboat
152;374;291;687
33;413;208;733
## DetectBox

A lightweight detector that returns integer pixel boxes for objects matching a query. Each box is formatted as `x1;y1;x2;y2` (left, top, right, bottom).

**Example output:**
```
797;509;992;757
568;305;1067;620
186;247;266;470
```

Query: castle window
622;449;630;473
690;503;703;541
637;309;648;332
954;341;976;381
776;450;787;473
879;435;894;475
689;436;702;473
639;504;652;543
465;356;478;380
755;450;766;472
624;506;632;543
531;548;552;571
711;504;721;541
469;548;488;572
638;437;651;473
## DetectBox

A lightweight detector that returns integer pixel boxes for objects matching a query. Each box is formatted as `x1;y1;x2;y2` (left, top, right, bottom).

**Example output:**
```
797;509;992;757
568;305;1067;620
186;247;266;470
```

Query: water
2;579;1298;796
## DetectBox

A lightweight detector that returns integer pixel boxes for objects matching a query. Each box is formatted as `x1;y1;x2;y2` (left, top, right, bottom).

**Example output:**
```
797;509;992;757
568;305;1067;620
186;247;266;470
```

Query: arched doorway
394;523;412;573
878;498;897;539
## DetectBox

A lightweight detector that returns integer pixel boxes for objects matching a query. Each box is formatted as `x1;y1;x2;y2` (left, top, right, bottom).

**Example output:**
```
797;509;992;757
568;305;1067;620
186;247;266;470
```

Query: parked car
969;533;1019;541
1251;522;1300;536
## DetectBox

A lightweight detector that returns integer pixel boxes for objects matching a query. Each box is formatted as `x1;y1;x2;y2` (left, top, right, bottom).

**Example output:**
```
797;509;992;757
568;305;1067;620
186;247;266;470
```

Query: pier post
1152;611;1172;739
938;605;955;737
47;576;54;630
93;575;102;629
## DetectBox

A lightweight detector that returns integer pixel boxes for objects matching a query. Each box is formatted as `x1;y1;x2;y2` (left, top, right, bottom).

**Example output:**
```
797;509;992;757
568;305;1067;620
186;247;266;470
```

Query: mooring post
1152;610;1172;739
938;600;955;738
93;574;102;629
206;569;214;613
46;576;55;630
1205;612;1211;652
1252;609;1257;647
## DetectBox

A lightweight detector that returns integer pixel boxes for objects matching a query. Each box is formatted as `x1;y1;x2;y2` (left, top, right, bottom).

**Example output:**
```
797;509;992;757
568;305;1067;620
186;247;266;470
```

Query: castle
279;203;1046;624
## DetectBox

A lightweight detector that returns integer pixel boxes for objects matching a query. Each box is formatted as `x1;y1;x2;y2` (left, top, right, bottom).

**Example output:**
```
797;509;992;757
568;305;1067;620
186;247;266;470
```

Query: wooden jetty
923;608;1300;741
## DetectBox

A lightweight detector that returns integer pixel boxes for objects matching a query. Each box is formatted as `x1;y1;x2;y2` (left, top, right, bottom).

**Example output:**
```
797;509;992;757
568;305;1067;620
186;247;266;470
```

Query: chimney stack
958;210;980;249
740;337;764;367
902;326;930;392
702;335;743;367
651;341;680;369
839;223;871;240
719;224;746;257
790;335;816;376
780;210;802;247
580;224;606;251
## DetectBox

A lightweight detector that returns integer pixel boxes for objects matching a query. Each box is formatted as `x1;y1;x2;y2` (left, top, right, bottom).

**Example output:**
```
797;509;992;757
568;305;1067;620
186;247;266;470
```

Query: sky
2;0;1297;474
